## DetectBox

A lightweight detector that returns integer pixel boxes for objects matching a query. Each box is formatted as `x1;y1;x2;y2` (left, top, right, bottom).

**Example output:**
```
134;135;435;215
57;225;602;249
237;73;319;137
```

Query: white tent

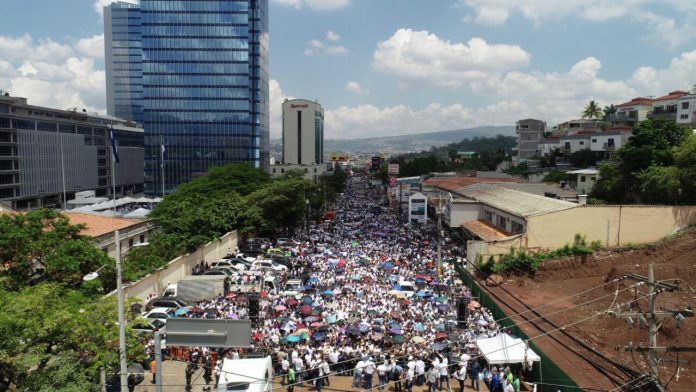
475;333;541;365
123;207;151;219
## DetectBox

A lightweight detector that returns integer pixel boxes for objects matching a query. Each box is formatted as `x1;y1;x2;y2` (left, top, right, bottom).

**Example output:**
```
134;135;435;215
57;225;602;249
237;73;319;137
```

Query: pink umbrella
310;322;321;327
275;305;287;311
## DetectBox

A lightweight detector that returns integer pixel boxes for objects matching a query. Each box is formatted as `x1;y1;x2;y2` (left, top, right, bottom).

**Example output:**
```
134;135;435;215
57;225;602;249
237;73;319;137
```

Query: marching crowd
162;174;524;392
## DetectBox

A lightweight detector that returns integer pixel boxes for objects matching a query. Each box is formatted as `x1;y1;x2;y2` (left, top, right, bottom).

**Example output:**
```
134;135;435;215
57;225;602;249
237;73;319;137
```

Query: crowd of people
153;174;527;392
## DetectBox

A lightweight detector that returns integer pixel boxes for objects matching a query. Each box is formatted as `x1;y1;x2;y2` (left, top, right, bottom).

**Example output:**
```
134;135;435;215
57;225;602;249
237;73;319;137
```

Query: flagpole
111;126;117;217
160;138;165;197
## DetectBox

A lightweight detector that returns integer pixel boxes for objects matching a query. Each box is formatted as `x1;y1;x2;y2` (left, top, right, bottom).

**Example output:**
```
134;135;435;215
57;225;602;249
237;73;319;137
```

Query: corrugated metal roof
455;183;577;217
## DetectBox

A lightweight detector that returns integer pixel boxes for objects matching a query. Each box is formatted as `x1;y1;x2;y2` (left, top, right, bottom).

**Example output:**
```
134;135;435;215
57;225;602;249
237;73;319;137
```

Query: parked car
251;260;288;273
143;307;175;324
145;296;189;312
211;259;247;271
239;246;264;258
204;267;235;276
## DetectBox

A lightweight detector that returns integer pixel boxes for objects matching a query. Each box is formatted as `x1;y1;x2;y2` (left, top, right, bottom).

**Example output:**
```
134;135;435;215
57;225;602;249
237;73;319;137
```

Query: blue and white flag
160;144;166;168
110;128;119;163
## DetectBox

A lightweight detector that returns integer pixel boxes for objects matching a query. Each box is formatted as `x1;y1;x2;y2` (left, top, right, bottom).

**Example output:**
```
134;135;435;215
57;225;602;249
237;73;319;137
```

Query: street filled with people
150;174;524;392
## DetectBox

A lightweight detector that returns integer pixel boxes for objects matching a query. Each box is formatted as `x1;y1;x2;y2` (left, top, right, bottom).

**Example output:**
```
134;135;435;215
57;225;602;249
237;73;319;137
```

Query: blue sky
0;0;695;139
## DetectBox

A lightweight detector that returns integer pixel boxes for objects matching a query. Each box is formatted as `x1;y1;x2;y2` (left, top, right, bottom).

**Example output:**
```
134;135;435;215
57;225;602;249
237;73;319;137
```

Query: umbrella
291;328;310;336
326;315;337;324
392;335;405;343
411;336;426;344
416;291;428;297
390;311;402;320
253;332;265;341
287;336;300;343
311;307;323;316
400;299;411;307
304;316;319;323
437;304;450;312
226;292;237;299
351;274;362;281
303;285;315;291
389;322;402;329
435;296;447;303
205;308;218;317
312;333;327;342
382;262;395;270
435;332;448;340
302;296;313;305
310;321;322;327
300;305;312;316
227;312;239;319
371;332;384;341
414;323;425;332
391;284;402;291
346;325;360;336
430;342;446;351
323;290;335;296
309;277;320;283
275;305;287;311
389;328;403;335
279;337;289;345
368;310;378;316
286;298;298;306
435;324;446;331
358;322;371;332
175;307;191;316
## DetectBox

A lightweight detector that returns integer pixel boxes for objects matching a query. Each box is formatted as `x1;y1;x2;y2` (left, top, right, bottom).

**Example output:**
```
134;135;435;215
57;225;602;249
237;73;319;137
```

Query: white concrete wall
106;231;239;301
448;201;480;227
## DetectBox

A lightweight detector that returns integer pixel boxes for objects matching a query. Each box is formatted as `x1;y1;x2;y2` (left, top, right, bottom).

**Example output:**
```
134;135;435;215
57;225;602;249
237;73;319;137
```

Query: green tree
568;148;597;167
618;119;690;178
0;283;146;391
590;163;627;203
582;100;602;120
602;104;617;121
0;209;113;291
637;165;681;204
673;134;696;203
542;170;569;182
245;176;309;234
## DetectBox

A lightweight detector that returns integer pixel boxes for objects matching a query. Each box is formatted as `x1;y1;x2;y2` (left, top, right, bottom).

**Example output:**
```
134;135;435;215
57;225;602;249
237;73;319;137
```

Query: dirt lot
483;227;696;391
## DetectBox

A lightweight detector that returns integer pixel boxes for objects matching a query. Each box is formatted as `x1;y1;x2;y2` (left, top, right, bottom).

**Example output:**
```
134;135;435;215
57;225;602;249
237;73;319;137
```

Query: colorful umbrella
286;336;300;343
323;290;335;296
392;335;405;343
389;328;403;335
411;336;426;344
300;305;312;316
310;321;321;327
226;292;236;299
275;305;287;311
175;307;191;316
286;298;299;306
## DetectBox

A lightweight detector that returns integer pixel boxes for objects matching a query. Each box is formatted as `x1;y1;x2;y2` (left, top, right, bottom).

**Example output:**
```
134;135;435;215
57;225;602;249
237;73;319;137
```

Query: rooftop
423;176;517;192
617;97;653;108
568;169;599;175
65;212;143;237
653;90;690;101
461;220;511;241
455;183;577;217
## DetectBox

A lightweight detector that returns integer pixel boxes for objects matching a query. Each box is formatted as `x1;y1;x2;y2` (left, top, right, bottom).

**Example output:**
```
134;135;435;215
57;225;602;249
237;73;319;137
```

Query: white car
282;279;303;297
143;307;175;324
251;260;288;273
398;280;416;298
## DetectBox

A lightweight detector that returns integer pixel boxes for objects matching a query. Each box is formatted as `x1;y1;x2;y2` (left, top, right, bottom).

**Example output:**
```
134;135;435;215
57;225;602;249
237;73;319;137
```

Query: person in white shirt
439;357;450;392
415;358;426;386
353;359;365;388
453;363;467;392
364;357;376;390
377;362;388;391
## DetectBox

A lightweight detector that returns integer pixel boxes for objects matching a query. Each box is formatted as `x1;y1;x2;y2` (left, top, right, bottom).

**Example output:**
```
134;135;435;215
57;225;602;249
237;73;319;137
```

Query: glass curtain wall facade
105;2;144;123
105;0;269;195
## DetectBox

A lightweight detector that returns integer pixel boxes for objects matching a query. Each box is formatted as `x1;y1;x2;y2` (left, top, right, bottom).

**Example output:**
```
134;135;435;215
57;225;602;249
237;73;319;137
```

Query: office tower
281;99;324;165
105;0;269;195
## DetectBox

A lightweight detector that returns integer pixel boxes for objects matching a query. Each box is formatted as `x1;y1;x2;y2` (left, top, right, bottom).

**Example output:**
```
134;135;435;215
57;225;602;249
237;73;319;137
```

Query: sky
0;0;695;140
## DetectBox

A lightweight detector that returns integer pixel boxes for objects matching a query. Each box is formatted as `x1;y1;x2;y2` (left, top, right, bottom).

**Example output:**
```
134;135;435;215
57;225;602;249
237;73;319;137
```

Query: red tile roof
617;97;653;108
423;176;518;192
65;212;142;237
653;90;689;101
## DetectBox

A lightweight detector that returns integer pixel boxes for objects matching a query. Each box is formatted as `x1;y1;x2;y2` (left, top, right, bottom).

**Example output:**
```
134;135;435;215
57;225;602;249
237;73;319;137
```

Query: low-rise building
555;119;608;136
677;94;696;126
610;97;653;124
268;163;324;183
0;94;144;211
647;90;690;121
567;169;599;195
65;212;155;259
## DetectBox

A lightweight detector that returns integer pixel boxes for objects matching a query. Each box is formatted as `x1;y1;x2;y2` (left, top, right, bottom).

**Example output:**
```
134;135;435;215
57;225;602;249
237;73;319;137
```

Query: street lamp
84;230;127;392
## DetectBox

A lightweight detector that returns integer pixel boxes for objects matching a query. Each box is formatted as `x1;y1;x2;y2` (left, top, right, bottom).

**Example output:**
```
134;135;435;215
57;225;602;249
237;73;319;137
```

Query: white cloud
0;34;106;113
271;0;350;11
93;0;138;18
373;29;530;87
75;34;105;60
326;31;341;41
345;81;369;95
269;79;294;139
305;35;348;56
632;11;696;49
628;49;696;96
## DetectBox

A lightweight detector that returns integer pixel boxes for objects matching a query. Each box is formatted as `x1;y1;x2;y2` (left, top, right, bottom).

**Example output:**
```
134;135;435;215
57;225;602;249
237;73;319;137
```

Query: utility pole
610;262;694;390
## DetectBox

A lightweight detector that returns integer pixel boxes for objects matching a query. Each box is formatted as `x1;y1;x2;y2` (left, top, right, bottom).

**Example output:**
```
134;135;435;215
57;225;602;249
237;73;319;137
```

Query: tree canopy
582;100;602;120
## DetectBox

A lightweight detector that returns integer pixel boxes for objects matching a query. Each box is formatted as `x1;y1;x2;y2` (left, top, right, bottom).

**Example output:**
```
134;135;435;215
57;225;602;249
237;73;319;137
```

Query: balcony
607;113;638;123
602;143;616;151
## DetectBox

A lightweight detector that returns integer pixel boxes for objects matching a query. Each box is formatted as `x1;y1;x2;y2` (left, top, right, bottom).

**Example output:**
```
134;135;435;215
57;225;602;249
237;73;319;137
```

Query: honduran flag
110;128;119;163
160;144;166;168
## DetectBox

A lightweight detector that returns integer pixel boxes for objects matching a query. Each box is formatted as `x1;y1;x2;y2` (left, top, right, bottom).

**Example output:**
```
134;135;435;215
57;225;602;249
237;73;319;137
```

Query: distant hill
323;126;515;154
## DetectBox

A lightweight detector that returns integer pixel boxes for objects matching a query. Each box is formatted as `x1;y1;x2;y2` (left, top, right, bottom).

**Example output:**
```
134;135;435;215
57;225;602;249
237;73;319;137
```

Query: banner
389;176;397;187
388;163;399;175
371;156;381;171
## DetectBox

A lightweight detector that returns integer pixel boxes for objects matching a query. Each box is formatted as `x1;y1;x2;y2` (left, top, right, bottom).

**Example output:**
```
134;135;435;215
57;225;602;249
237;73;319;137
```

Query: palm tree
582;100;602;120
602;104;617;121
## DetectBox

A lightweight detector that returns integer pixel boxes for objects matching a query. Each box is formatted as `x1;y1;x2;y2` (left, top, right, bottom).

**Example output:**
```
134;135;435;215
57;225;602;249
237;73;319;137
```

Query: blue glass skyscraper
105;0;269;195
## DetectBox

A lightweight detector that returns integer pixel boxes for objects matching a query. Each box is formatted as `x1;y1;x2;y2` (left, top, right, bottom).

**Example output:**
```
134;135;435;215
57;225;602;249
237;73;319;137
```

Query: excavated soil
484;227;696;392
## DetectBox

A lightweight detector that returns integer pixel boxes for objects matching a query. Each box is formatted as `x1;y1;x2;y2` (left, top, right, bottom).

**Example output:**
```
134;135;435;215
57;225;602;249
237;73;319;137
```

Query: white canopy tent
476;333;541;365
123;207;151;219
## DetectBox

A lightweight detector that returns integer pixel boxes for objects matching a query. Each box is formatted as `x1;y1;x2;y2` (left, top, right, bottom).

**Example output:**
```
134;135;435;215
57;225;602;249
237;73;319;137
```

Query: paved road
133;360;479;392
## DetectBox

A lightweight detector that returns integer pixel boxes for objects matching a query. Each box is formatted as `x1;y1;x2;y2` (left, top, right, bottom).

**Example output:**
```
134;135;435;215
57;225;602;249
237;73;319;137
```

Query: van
398;280;416;298
216;356;273;392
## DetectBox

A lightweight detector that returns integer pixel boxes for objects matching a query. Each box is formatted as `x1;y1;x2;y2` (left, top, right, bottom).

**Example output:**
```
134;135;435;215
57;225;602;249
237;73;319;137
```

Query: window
681;114;689;120
498;215;507;228
682;102;690;110
281;168;285;173
140;234;145;243
592;139;597;143
579;141;584;145
511;221;524;235
272;168;276;173
580;176;586;182
591;177;597;181
128;238;134;248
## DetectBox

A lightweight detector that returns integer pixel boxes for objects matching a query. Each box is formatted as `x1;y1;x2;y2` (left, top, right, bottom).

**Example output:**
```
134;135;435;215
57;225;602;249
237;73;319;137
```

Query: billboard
388;163;399;175
329;153;349;162
389;176;397;187
371;156;381;171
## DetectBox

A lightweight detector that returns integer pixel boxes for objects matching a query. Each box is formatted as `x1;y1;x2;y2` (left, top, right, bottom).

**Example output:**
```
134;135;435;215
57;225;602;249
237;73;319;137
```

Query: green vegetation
0;211;146;391
591;119;695;204
127;163;347;282
541;170;569;182
381;135;515;178
480;234;601;275
581;100;602;120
